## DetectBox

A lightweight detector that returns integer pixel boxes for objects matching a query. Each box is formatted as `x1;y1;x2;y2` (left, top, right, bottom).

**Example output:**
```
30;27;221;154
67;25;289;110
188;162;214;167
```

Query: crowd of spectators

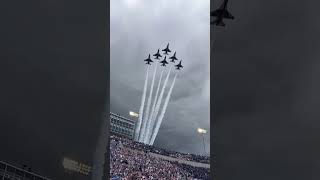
110;135;210;164
110;135;210;180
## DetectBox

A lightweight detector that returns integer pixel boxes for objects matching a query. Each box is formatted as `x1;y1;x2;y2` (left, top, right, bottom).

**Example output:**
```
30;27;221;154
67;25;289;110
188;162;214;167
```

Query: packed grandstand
110;135;210;179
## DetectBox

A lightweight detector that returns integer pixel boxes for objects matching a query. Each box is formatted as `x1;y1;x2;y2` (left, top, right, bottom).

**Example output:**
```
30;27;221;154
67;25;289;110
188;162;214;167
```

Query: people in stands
110;135;210;163
110;135;210;180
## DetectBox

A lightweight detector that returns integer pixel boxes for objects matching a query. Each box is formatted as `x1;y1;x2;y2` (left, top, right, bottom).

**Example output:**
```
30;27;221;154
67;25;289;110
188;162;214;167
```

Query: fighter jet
162;43;171;55
153;49;162;59
175;60;183;70
211;0;234;26
160;56;169;66
169;52;178;63
144;54;153;65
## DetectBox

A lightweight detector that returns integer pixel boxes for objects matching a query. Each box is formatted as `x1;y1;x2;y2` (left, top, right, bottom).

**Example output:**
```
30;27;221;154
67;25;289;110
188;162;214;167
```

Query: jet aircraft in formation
162;43;171;55
175;60;183;70
144;54;153;65
153;49;162;59
143;43;183;70
160;56;169;67
169;52;178;63
211;0;234;26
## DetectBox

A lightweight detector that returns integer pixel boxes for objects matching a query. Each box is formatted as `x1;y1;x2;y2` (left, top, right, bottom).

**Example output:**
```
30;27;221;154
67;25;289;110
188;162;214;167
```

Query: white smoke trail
146;66;172;144
150;73;177;145
143;68;164;143
139;63;158;142
134;66;150;141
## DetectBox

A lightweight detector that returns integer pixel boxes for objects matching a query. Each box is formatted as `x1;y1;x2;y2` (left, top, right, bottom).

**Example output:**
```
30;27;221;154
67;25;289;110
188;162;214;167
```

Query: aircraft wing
211;9;234;19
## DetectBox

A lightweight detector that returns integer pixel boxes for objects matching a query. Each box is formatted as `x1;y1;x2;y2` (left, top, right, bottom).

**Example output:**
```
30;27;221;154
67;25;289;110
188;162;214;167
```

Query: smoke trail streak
134;66;150;141
146;66;172;144
139;63;158;142
150;72;177;145
143;68;164;143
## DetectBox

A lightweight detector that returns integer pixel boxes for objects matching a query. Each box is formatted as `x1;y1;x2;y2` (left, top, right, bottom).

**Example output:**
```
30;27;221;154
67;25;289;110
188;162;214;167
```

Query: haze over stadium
110;0;210;155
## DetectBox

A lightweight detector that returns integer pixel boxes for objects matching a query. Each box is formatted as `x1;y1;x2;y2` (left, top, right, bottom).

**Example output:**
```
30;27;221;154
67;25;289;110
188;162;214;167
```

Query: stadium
110;135;210;179
109;113;210;179
110;1;210;179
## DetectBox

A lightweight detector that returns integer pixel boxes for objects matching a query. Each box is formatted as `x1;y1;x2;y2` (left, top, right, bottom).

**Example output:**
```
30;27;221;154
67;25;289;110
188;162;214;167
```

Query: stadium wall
149;153;210;169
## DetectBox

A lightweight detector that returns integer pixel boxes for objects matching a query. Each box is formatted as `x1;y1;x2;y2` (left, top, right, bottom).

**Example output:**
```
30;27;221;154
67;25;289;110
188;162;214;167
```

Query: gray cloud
110;0;210;155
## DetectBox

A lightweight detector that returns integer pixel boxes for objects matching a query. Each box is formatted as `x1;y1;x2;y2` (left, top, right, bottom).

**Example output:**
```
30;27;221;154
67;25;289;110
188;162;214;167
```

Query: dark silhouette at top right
211;0;234;26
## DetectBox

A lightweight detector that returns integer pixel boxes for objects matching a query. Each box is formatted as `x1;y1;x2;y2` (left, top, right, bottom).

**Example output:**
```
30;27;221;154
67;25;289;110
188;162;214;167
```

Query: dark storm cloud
110;0;210;155
213;0;320;179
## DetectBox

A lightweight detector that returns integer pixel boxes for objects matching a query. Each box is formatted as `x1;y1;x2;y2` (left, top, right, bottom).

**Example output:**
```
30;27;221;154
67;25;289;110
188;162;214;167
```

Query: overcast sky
110;0;210;155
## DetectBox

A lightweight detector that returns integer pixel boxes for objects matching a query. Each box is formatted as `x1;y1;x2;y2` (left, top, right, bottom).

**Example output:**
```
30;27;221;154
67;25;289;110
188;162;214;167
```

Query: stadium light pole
129;111;139;140
129;111;139;118
197;128;207;155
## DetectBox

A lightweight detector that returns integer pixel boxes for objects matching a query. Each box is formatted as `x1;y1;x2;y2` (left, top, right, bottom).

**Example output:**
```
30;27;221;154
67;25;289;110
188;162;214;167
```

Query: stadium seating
110;135;210;179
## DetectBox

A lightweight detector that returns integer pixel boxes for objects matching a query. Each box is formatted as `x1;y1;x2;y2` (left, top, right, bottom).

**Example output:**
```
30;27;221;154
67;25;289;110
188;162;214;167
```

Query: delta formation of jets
143;43;183;70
